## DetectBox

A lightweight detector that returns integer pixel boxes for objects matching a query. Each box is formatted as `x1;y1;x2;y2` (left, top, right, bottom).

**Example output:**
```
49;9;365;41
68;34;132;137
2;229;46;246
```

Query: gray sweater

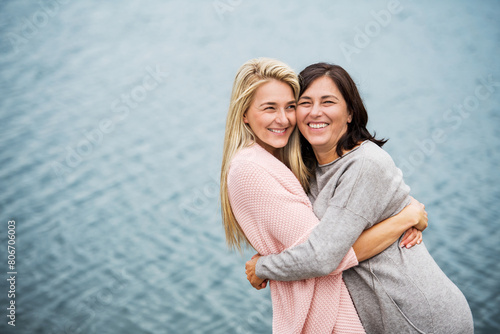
256;141;473;334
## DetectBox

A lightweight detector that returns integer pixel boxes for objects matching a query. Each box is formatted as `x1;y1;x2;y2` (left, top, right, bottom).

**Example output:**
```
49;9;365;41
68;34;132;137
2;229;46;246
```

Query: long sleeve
226;145;366;334
256;148;410;281
256;204;368;281
227;158;358;274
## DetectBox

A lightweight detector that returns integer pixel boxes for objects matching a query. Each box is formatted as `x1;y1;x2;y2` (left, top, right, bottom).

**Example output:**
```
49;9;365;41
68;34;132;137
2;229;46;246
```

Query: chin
307;139;328;147
273;142;287;149
270;140;288;149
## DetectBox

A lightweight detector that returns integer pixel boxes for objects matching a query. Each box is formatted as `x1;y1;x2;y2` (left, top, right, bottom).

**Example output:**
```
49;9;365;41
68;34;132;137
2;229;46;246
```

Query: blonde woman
220;58;427;334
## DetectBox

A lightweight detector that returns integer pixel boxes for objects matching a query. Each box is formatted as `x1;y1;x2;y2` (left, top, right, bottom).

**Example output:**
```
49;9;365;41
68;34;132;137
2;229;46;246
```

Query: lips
308;122;329;129
268;128;287;134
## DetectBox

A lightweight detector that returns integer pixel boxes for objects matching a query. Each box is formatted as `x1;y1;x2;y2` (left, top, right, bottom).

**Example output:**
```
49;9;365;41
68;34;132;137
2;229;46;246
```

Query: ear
243;113;249;124
347;111;353;123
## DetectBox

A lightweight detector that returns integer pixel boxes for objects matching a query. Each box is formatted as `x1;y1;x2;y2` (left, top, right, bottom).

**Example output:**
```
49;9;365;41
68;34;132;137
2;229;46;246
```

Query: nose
310;103;322;117
275;108;289;125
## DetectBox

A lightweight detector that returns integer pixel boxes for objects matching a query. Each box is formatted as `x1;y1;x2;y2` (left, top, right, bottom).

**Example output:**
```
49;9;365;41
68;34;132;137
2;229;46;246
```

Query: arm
255;154;416;282
228;159;359;270
352;197;427;262
254;205;367;281
246;196;427;288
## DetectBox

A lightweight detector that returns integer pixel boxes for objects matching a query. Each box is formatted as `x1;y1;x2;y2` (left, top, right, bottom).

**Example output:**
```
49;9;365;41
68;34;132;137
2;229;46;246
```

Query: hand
409;197;428;231
245;254;268;290
399;227;423;248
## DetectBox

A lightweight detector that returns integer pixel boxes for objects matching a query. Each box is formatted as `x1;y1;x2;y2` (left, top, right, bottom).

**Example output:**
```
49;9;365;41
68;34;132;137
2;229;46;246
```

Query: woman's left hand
246;254;268;290
399;227;423;249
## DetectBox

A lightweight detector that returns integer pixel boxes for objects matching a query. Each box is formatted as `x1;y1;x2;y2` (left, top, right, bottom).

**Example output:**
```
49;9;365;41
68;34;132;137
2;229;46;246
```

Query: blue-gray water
0;0;499;333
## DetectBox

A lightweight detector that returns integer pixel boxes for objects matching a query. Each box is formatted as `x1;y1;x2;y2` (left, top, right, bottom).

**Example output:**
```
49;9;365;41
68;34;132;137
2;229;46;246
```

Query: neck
256;140;281;160
314;141;363;165
313;145;339;165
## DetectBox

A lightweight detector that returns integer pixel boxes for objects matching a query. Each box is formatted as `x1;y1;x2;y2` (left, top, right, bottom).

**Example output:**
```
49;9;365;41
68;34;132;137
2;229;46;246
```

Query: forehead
253;80;294;102
302;76;341;96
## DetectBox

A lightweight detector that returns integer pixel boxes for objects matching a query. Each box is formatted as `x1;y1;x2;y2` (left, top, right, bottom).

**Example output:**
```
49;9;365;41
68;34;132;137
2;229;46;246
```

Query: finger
406;236;416;248
400;228;415;247
406;228;417;248
403;228;417;248
407;229;422;248
409;228;419;248
250;276;264;286
400;230;410;247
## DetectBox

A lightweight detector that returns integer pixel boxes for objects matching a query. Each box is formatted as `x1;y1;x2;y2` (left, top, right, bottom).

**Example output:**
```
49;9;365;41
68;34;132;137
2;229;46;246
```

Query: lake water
0;0;499;333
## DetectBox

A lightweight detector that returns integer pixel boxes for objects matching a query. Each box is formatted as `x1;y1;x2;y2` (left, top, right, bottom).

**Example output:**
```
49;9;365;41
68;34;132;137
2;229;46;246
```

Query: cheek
288;113;297;127
250;114;266;128
295;108;307;124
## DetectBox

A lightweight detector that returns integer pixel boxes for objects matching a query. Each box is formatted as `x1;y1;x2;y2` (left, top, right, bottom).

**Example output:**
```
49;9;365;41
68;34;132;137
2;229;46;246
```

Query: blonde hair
220;58;311;252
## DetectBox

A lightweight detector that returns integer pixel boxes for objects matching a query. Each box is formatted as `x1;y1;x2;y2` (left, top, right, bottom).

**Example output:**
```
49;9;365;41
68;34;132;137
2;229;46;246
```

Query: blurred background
0;0;499;333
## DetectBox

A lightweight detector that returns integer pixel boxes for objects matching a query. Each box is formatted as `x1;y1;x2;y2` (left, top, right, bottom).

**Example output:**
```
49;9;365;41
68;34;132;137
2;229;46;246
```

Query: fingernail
417;241;421;244
406;244;411;249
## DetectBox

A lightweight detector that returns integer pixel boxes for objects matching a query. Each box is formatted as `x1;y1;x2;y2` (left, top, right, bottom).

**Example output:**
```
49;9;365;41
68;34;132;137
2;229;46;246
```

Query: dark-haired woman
246;63;473;333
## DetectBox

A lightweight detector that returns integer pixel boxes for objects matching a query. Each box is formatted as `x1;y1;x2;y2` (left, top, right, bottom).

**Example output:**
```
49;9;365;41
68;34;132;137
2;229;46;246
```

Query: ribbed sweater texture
227;144;365;334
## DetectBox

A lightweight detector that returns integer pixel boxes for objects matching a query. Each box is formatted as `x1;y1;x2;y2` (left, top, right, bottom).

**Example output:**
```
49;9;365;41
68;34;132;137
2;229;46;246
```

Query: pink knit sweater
227;144;365;334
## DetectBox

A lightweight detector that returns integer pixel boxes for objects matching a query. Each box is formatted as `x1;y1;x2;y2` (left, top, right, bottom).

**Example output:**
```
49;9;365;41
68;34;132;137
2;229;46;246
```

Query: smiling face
243;79;297;156
296;76;352;163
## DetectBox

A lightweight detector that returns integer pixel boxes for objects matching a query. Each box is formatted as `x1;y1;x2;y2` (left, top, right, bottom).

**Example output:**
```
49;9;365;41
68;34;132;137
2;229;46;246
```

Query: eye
298;101;311;107
286;105;296;111
323;100;335;105
264;106;275;111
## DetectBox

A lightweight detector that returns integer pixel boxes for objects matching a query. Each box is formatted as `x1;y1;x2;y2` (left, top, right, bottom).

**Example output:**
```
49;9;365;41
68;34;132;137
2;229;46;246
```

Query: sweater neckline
317;140;369;168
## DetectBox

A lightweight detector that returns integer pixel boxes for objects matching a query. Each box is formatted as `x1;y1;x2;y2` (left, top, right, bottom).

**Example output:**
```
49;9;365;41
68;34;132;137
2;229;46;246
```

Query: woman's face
244;80;296;156
296;76;352;158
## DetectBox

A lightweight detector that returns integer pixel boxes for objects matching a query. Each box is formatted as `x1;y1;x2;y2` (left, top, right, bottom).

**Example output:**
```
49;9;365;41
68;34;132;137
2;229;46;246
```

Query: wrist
404;206;420;228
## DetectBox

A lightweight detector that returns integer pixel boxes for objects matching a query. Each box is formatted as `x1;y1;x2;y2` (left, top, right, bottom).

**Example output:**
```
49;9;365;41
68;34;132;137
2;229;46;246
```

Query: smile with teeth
268;128;286;134
308;123;329;129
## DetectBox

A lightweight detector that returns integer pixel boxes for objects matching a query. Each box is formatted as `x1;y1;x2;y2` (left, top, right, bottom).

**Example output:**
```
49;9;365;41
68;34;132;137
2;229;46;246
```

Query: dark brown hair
298;62;387;172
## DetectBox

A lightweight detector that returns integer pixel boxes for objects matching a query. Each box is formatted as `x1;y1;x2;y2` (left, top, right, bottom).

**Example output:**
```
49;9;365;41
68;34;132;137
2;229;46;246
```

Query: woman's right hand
398;197;427;248
408;196;428;231
246;254;268;290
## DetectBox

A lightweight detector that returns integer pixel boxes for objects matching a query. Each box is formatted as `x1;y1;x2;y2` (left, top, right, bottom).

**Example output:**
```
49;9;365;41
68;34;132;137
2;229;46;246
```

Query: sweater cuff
328;247;358;276
255;256;269;280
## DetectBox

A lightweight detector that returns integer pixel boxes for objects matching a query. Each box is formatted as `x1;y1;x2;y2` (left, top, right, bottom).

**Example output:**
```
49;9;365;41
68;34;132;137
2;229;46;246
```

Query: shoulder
230;144;287;178
352;141;397;172
228;144;303;192
332;141;400;188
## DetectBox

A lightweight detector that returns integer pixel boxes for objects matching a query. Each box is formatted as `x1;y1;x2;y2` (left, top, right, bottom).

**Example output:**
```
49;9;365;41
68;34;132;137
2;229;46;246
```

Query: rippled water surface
0;0;499;333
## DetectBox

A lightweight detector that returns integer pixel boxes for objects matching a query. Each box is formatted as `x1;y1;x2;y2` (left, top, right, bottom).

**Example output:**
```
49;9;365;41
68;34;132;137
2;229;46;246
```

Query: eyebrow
299;95;339;101
259;101;296;107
